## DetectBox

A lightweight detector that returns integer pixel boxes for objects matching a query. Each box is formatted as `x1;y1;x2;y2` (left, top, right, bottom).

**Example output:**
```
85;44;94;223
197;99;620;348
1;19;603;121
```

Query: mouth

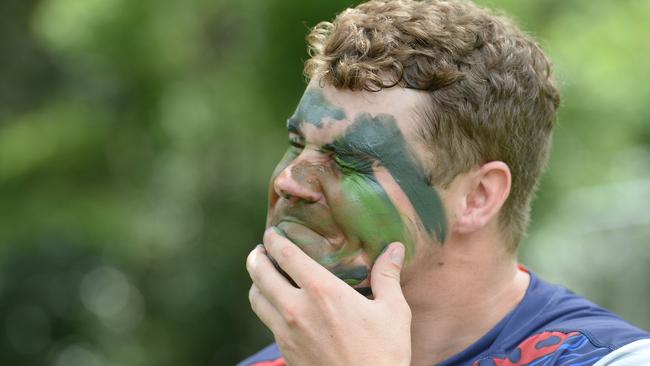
270;201;345;249
266;219;335;289
269;218;375;298
274;219;334;254
271;222;373;295
268;205;373;292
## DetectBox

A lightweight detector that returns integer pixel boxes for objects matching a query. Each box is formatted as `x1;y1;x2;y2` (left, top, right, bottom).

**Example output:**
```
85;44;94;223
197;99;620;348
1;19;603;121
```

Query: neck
402;234;530;366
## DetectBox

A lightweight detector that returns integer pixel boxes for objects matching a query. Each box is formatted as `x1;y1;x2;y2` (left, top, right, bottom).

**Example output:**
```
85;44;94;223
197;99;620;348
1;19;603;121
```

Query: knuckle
272;244;296;269
305;281;331;300
248;286;258;310
280;303;301;327
245;250;256;273
263;227;276;246
280;244;297;260
379;267;401;281
304;282;338;317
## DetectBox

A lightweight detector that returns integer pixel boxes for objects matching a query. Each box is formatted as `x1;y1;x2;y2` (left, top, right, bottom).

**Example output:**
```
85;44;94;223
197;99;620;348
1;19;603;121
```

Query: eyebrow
285;119;362;157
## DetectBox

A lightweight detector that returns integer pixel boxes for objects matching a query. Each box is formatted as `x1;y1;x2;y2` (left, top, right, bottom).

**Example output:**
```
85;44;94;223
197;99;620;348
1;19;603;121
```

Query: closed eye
289;134;305;149
333;155;355;172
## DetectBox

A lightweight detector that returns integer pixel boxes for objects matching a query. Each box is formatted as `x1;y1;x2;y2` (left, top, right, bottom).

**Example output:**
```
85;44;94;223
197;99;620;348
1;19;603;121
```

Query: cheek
330;172;415;261
373;169;425;229
375;168;446;245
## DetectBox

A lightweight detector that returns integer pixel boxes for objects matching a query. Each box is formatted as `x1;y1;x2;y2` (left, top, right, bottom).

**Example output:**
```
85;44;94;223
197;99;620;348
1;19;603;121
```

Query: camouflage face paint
331;113;447;243
268;87;447;292
329;157;414;262
287;88;346;130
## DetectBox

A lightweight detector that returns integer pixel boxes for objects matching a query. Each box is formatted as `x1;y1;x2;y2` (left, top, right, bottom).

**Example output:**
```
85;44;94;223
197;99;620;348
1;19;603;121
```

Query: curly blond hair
305;0;560;250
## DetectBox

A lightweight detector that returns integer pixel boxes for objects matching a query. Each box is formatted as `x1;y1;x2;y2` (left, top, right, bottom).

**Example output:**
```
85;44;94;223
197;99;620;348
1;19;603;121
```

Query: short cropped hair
304;0;560;250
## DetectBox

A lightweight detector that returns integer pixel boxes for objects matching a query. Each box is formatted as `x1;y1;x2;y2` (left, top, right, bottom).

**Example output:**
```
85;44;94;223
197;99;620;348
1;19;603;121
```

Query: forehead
288;81;429;145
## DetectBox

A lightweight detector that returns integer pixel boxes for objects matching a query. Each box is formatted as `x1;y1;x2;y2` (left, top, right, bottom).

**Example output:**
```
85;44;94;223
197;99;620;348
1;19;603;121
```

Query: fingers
246;244;299;309
370;242;407;304
262;227;335;289
248;284;283;331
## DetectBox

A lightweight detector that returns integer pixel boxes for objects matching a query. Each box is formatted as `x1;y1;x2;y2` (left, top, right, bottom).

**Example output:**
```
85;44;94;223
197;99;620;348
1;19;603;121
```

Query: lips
273;220;371;290
268;202;375;291
268;202;367;286
270;200;344;249
276;220;332;255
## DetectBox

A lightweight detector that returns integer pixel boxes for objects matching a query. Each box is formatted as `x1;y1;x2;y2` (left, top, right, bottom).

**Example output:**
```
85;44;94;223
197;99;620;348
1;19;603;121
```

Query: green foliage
0;0;649;364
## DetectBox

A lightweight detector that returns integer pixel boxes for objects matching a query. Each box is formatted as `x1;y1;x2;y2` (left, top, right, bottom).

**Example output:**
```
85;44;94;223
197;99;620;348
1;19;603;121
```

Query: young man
242;0;650;365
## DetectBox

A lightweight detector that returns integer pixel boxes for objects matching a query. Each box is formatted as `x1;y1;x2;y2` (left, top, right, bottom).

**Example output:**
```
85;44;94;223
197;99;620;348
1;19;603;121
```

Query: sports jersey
237;270;650;366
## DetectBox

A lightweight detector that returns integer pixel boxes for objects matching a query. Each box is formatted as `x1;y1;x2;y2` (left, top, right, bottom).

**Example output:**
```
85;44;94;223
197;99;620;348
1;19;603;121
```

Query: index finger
263;226;340;289
246;244;299;308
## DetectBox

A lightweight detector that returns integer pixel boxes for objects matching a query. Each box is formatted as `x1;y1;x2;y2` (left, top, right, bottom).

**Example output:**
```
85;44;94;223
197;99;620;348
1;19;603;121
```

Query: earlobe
455;161;511;234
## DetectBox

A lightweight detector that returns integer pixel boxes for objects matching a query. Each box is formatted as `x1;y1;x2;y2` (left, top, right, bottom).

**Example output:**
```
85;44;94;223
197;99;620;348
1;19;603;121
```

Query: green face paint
267;86;447;292
331;164;414;262
287;88;346;130
331;113;447;242
331;265;369;286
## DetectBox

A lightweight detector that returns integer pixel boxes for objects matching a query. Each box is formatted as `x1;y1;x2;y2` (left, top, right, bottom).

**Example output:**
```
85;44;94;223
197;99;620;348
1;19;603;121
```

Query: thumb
371;242;406;303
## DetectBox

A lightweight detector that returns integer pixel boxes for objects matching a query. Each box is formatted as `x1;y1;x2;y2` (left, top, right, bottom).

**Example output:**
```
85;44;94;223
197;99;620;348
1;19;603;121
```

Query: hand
246;227;412;366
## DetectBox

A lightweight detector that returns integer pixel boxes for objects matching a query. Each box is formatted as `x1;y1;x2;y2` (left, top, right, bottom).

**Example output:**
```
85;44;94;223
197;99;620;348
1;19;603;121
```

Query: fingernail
390;244;405;266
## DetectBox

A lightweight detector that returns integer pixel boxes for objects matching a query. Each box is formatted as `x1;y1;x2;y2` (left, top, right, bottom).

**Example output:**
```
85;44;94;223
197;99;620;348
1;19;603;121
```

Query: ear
454;161;511;234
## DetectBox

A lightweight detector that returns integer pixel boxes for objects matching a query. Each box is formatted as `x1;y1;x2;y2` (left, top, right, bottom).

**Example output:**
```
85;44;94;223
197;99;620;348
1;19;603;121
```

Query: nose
273;160;324;204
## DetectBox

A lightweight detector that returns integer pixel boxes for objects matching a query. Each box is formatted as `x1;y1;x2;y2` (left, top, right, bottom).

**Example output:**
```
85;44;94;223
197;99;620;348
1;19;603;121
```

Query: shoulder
592;339;650;366
473;273;650;366
474;331;650;366
526;276;649;350
236;343;284;366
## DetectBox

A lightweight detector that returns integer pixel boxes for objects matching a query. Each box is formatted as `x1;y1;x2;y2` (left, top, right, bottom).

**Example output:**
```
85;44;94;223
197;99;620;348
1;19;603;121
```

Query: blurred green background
1;0;649;365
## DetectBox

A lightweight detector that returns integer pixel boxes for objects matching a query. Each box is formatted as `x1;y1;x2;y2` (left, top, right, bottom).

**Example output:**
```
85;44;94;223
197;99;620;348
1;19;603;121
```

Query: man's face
266;82;447;292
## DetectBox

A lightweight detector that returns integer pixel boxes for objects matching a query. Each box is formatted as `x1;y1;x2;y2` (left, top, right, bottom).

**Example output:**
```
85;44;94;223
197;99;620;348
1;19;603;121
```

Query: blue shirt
238;270;650;366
